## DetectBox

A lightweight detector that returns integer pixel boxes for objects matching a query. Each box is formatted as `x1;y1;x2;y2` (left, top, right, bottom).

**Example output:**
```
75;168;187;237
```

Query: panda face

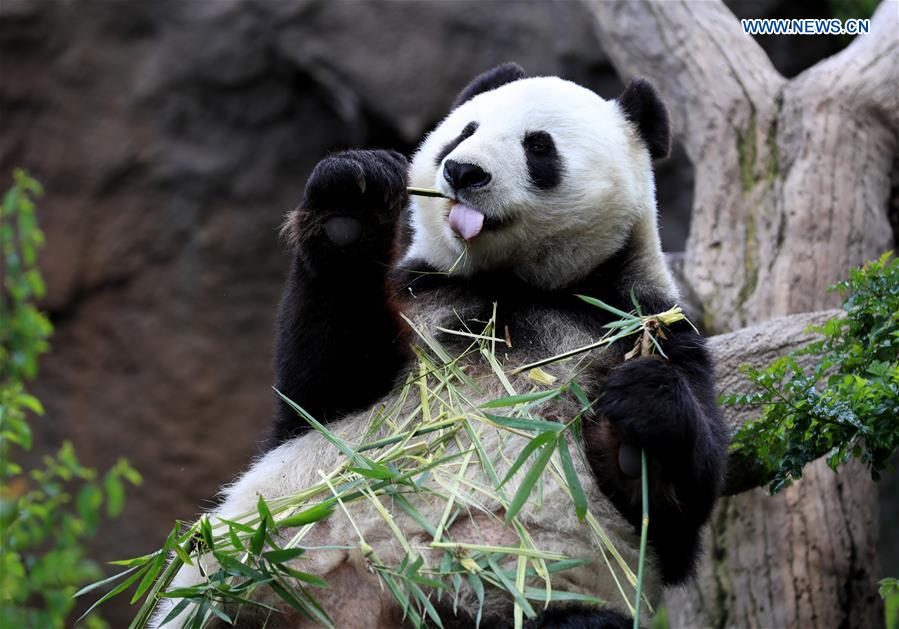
406;76;658;290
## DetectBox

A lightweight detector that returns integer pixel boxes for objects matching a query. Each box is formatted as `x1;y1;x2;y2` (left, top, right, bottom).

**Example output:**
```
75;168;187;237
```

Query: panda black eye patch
434;121;479;166
523;131;563;190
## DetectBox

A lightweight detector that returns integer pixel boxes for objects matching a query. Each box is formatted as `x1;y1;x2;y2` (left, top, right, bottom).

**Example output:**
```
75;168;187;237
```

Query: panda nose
443;160;491;190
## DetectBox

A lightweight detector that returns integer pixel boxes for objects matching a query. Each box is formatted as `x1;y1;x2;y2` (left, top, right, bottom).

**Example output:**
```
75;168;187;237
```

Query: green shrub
728;252;898;494
0;169;141;628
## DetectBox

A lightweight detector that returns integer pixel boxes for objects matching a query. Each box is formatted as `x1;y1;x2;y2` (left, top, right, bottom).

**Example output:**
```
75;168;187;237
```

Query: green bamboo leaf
207;604;233;625
500;432;558;488
76;562;149;623
483;413;563;433
467;573;485;627
157;598;192;627
348;465;397;480
505;436;559;524
277;503;335;529
250;516;267;556
227;525;243;552
257;495;274;526
521;586;603;603
169;541;192;567
387;491;437;537
278;566;329;588
630;287;643;316
199;516;215;551
217;517;255;534
214;553;267;581
485;554;536;618
263;548;306;563
73;565;140;598
274;388;369;467
130;551;166;604
557;437;588;521
576;294;637;320
480;390;560;409
409;582;444;628
159;586;207;598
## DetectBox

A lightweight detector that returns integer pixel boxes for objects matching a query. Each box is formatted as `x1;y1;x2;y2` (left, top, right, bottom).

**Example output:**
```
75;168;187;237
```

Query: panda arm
269;150;412;447
585;323;728;585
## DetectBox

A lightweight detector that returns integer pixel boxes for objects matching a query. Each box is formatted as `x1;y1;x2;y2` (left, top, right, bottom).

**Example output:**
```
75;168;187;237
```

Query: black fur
451;62;525;110
525;604;633;629
435;121;479;167
585;322;728;584
616;79;671;160
523;130;563;190
269;149;412;447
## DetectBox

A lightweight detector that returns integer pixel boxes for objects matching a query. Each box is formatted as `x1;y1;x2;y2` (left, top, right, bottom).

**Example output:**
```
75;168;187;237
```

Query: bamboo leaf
500;432;558;488
73;565;140;598
576;295;637;320
76;563;149;623
263;548;306;563
557;437;588;521
481;390;560;409
467;573;485;628
277;503;335;529
505;437;559;524
483;413;563;434
157;599;192;627
130;551;166;604
250;516;267;556
278;566;330;588
485;555;536;618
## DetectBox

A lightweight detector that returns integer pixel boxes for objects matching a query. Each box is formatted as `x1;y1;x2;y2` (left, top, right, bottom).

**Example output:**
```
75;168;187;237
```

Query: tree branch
706;309;840;494
583;0;784;161
798;1;899;135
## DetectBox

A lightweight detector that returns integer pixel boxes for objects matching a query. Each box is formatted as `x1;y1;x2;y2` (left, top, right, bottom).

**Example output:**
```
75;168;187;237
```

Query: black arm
585;320;728;584
269;150;412;448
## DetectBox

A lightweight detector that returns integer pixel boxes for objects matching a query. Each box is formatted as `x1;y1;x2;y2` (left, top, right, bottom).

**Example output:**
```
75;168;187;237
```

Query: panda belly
155;326;663;627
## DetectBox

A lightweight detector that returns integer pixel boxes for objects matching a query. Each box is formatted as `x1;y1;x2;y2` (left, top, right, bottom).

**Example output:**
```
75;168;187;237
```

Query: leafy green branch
1;169;141;628
727;252;899;494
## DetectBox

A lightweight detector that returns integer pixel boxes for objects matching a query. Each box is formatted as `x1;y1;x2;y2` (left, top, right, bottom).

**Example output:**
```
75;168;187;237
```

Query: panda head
405;63;673;291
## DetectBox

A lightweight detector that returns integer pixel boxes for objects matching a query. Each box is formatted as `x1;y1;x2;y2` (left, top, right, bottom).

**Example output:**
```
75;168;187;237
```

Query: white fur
405;76;676;295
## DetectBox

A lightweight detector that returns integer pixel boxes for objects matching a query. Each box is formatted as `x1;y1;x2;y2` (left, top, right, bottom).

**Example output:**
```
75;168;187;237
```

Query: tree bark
585;0;896;626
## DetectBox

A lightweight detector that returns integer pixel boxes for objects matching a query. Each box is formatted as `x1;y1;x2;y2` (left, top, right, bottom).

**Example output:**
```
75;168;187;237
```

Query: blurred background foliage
1;170;140;627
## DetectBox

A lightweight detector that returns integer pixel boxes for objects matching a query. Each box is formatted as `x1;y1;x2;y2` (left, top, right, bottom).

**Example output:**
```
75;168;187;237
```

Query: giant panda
156;63;727;629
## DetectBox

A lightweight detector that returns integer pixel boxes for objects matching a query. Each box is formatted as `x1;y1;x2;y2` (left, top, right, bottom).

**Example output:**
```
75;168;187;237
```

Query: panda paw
596;356;700;460
297;149;409;252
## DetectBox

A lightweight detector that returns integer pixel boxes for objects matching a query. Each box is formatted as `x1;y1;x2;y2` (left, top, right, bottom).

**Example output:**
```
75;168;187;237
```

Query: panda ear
451;62;525;110
617;78;671;160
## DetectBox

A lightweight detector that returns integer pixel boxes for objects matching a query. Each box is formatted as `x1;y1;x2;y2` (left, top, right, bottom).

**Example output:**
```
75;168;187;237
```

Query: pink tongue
448;203;485;241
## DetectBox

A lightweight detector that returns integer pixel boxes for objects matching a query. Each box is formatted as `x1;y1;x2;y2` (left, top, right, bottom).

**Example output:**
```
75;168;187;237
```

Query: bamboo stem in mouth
407;186;446;198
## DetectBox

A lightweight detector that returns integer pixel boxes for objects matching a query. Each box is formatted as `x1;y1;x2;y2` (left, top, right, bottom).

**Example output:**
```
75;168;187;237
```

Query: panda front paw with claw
595;356;702;466
288;149;409;258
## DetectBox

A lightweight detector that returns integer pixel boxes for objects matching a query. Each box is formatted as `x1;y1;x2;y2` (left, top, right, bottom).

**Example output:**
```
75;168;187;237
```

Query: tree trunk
584;0;897;626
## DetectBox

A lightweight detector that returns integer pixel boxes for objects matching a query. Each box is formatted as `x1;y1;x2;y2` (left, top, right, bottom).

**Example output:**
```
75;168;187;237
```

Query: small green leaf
483;413;564;433
263;548;306;563
505;435;559;523
557;437;588;521
500;431;558;488
480;389;561;409
277;503;335;529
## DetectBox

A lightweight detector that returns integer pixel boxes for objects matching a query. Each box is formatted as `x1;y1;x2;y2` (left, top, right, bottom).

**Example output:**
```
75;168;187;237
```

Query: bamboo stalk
633;450;649;629
407;187;446;198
